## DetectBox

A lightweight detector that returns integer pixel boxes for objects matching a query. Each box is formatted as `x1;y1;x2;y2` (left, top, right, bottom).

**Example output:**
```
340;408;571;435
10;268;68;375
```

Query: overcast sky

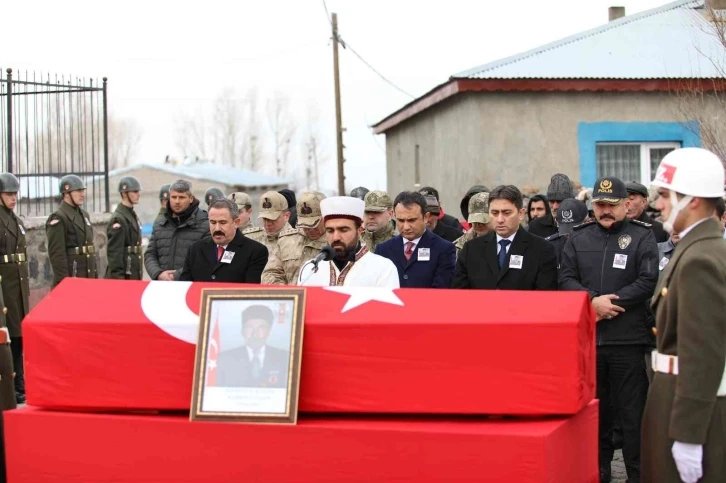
3;0;668;193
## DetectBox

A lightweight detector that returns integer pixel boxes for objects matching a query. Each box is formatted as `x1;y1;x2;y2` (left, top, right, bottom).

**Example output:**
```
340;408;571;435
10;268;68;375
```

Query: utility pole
332;13;345;195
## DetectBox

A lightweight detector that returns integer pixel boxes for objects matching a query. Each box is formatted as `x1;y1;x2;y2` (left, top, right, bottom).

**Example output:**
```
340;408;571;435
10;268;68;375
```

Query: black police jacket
559;218;658;346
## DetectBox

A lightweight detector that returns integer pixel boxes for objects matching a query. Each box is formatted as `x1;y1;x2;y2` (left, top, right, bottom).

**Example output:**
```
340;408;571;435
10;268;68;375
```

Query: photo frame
190;288;306;424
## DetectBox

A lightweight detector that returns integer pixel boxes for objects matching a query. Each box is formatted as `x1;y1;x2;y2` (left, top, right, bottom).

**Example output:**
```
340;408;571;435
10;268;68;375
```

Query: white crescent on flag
140;281;200;344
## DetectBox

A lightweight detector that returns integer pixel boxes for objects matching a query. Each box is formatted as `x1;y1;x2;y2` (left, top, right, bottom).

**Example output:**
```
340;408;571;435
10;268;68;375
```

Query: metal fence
0;69;109;217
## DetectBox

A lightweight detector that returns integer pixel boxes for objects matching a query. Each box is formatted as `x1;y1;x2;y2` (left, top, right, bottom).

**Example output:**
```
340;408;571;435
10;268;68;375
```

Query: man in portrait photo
216;305;290;389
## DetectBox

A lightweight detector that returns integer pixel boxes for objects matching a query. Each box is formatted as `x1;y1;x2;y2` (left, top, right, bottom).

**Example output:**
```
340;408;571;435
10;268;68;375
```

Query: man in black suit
375;191;456;288
216;305;290;388
452;185;557;290
179;199;268;283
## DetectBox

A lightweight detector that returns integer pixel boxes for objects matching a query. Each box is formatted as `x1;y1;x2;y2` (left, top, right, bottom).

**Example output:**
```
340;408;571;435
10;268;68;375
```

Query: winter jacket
559;218;658;346
144;199;209;280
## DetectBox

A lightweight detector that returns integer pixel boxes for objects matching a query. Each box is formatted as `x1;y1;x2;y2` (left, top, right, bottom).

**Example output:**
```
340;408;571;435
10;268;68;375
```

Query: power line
321;0;415;100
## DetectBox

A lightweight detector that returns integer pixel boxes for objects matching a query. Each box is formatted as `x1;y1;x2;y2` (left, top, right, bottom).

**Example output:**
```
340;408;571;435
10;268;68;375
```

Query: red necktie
404;241;415;261
217;245;224;261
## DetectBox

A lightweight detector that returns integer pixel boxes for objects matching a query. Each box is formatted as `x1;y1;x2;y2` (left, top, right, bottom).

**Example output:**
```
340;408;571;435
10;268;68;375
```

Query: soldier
362;190;397;252
204;187;225;209
106;176;143;280
454;192;491;257
158;184;171;217
46;175;98;287
243;191;292;254
262;192;327;285
228;192;254;231
0;173;29;404
0;282;17;483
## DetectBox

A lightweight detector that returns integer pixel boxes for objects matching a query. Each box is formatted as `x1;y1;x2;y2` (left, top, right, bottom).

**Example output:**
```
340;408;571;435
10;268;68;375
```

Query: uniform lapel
0;208;18;241
497;228;529;283
60;202;87;238
120;205;140;237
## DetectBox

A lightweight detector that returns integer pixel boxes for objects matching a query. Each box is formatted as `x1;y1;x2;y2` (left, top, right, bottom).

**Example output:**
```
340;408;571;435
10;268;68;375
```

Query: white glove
671;441;703;483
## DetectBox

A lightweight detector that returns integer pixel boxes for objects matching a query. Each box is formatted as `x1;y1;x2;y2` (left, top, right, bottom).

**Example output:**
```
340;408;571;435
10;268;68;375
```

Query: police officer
262;192;327;285
362;190;397;252
559;176;658;483
106;176;143;280
642;148;726;483
158;184;171;217
243;191;292;254
46;175;98;287
454;192;491;257
545;198;588;270
228;192;254;231
204;187;225;209
0;173;29;404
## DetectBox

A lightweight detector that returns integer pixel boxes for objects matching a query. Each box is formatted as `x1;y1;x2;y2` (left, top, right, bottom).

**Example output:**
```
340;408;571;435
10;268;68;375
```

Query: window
596;142;680;184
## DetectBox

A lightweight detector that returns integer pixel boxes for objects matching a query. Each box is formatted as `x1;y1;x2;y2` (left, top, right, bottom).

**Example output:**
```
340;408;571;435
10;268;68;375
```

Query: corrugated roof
455;0;720;80
110;162;292;188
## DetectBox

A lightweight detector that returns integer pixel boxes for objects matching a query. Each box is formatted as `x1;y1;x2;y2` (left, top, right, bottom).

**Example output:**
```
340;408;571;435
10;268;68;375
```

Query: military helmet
349;186;369;200
204;187;225;207
159;184;171;201
0;173;20;193
59;174;86;194
118;176;142;193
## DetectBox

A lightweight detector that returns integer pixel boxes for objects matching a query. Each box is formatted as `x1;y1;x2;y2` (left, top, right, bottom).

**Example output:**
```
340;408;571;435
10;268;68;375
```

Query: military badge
64;184;70;191
599;179;613;193
618;234;632;250
300;203;312;215
561;210;573;223
112;223;121;229
122;184;127;190
262;198;272;209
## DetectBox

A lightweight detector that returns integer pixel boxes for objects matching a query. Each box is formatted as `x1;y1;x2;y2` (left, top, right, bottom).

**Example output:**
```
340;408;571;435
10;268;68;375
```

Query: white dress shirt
678;217;711;240
246;345;266;368
402;236;422;250
496;232;517;254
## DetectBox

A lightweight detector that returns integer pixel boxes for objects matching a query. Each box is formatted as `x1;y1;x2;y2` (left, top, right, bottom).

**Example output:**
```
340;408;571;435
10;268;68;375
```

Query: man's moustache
213;231;225;236
599;215;615;220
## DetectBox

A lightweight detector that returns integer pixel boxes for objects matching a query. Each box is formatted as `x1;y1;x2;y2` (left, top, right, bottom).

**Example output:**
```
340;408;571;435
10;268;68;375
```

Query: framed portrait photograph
190;288;306;424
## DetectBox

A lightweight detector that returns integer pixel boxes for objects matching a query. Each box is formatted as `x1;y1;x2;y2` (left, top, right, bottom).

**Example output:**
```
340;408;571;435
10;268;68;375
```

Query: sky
2;0;670;194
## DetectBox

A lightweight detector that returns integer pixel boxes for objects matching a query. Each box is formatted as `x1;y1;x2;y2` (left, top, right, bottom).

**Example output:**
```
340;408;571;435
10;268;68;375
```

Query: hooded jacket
144;198;209;280
526;194;551;223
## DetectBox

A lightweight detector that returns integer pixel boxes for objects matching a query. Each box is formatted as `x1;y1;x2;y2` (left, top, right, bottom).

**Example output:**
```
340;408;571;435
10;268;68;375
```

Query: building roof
374;0;724;134
109;161;292;189
455;0;717;80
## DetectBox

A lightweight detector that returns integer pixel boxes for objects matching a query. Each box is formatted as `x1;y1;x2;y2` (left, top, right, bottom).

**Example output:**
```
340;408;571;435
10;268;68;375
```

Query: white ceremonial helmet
650;147;726;233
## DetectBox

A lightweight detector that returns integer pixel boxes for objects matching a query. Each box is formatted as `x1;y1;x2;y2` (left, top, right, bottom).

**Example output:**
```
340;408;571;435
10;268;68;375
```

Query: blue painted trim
577;121;701;187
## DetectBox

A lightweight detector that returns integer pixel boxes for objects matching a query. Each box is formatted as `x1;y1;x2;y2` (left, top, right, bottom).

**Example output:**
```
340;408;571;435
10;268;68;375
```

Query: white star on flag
324;286;404;313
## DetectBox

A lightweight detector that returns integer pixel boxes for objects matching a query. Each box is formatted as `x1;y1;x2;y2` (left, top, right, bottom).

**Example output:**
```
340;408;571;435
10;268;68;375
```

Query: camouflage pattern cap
297;191;325;228
364;190;393;213
258;191;288;220
468;192;491;224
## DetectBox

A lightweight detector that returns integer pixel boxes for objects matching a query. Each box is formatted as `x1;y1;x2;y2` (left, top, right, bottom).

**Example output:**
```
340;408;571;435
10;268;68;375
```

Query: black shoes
600;466;611;483
15;392;25;404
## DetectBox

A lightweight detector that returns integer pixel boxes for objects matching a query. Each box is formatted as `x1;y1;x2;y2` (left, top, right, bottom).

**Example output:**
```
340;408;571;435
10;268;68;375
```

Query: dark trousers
10;337;23;395
597;345;649;481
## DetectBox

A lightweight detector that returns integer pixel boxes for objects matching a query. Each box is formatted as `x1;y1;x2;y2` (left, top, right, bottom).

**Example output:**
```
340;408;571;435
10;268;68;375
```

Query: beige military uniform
262;192;328;285
229;192;254;233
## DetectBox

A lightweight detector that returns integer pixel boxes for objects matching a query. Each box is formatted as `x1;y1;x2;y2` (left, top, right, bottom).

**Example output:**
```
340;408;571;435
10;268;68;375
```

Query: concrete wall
23;213;111;309
384;91;725;220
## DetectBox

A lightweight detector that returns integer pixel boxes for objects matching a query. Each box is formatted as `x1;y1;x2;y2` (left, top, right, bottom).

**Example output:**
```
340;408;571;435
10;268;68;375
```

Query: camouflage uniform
262;192;327;285
454;192;491;258
228;192;254;232
243;191;290;254
362;190;397;252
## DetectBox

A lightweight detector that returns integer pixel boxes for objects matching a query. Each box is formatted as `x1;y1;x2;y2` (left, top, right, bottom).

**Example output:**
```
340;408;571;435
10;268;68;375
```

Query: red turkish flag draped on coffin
24;279;595;415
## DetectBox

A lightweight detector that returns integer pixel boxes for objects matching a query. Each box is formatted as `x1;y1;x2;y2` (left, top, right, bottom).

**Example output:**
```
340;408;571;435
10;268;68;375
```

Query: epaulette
545;233;563;241
573;220;596;231
278;227;301;237
630;219;652;228
242;226;263;234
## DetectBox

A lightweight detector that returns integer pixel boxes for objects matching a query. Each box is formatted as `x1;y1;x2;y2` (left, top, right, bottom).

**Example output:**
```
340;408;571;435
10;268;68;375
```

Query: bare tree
107;116;143;171
266;92;296;177
173;110;211;161
673;2;726;164
244;88;263;171
295;104;327;191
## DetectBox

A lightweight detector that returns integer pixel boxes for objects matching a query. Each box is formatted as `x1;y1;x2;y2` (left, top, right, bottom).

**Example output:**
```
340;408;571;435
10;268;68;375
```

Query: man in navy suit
375;191;456;288
452;185;557;290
